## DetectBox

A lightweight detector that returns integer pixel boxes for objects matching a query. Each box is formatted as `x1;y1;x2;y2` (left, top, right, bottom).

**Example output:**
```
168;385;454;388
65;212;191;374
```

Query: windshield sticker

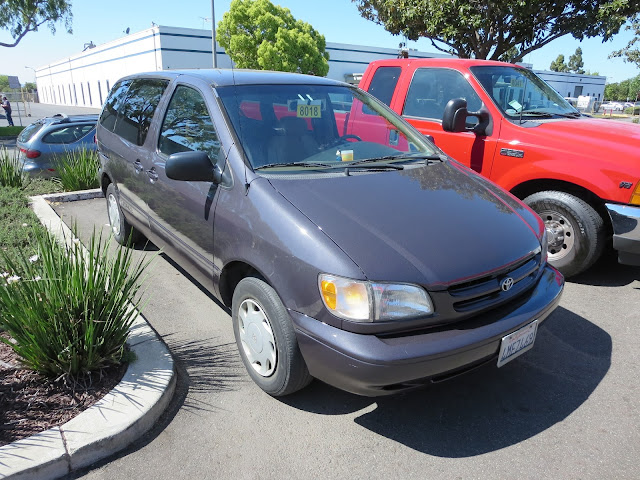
508;100;523;112
297;100;322;118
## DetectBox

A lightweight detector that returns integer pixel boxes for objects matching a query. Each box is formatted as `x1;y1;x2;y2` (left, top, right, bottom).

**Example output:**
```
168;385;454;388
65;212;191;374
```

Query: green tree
550;54;570;72
353;0;638;62
217;0;329;76
0;0;72;48
0;75;10;91
568;47;585;73
24;81;37;91
609;15;640;65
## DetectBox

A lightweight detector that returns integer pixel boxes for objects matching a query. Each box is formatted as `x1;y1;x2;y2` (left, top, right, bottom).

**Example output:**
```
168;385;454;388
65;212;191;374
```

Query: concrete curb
0;191;176;479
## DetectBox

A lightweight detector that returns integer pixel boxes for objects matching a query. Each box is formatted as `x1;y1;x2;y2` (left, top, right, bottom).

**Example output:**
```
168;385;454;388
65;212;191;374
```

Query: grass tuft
53;148;100;191
0;226;153;382
0;148;27;189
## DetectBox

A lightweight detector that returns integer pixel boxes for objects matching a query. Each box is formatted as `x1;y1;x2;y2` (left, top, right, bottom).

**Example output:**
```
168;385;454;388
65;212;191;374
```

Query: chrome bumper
606;203;640;266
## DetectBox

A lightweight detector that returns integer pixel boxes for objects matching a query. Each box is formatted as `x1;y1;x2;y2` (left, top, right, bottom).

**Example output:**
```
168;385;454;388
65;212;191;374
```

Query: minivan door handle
134;160;144;173
146;168;159;182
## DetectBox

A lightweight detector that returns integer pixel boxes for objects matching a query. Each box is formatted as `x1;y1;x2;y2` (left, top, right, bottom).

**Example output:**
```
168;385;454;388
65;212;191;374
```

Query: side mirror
442;98;468;133
442;98;492;136
166;151;223;183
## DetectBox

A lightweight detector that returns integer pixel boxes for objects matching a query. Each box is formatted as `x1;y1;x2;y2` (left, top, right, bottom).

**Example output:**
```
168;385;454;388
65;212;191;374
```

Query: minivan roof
118;69;347;88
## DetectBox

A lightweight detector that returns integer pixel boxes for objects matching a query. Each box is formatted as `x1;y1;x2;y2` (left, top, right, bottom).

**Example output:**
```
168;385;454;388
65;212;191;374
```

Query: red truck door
394;67;500;177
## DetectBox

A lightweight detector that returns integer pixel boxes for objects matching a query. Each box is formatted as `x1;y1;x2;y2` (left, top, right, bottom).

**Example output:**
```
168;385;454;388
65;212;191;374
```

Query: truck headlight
318;274;434;322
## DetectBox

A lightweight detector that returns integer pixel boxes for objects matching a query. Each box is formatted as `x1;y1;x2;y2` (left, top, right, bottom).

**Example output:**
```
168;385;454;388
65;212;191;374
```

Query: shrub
0;227;153;382
53;148;100;192
0;148;26;189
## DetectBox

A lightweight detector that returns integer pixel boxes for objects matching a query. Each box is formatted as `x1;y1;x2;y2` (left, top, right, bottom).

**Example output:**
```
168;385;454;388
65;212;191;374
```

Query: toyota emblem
500;277;514;292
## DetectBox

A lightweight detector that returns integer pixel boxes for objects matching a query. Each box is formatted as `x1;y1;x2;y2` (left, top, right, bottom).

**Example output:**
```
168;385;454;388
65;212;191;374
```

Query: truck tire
232;277;312;396
524;191;605;277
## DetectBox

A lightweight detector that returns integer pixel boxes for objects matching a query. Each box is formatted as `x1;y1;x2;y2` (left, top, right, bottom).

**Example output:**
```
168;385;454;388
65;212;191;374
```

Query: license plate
497;320;538;367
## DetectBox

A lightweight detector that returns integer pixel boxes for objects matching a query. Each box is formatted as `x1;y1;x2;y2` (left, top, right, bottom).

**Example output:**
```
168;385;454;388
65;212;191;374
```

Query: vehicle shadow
571;248;640;287
282;306;611;457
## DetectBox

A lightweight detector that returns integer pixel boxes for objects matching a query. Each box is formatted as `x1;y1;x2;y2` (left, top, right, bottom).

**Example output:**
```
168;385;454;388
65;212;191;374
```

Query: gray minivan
97;70;563;397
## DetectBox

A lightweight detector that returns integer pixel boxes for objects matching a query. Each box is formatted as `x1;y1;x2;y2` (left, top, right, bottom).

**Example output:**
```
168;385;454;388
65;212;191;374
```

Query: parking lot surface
51;197;639;480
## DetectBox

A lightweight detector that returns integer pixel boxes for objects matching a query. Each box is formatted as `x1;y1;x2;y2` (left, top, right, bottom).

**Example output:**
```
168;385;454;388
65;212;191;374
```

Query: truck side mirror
166;151;223;184
442;99;492;136
442;98;468;132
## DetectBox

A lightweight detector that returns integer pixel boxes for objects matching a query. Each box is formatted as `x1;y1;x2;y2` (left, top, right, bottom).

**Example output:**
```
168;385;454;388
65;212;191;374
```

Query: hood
269;162;541;289
530;118;640;174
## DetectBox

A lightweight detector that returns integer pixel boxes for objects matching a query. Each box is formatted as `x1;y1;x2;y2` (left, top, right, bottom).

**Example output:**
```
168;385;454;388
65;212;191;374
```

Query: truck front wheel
524;191;605;277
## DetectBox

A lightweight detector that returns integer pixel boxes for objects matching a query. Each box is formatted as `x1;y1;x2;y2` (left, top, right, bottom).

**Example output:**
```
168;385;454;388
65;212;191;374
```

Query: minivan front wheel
232;277;312;396
524;191;605;277
105;183;143;245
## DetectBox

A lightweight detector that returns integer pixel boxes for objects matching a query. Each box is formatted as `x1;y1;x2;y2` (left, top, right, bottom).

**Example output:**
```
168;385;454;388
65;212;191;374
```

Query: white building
34;25;605;107
534;70;606;101
34;25;449;108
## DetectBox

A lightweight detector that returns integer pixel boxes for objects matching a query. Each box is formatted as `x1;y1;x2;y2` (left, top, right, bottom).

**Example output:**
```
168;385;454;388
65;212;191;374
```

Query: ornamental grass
0;227;153;382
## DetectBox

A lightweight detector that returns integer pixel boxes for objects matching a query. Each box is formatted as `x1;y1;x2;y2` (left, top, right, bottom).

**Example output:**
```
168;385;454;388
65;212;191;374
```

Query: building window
87;82;92;105
98;81;103;105
73;84;78;104
106;79;110;92
81;83;85;105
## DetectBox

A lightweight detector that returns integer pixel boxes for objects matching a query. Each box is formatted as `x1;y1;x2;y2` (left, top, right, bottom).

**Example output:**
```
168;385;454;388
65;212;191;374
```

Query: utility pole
211;0;217;68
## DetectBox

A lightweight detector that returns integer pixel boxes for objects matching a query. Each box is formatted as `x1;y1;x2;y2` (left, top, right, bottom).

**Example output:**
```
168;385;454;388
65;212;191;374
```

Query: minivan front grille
447;252;541;313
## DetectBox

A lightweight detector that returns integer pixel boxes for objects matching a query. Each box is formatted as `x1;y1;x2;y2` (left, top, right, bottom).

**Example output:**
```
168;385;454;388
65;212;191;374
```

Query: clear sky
3;0;638;85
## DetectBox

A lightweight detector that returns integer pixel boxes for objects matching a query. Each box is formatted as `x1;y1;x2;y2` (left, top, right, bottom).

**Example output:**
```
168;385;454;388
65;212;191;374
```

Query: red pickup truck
359;58;640;276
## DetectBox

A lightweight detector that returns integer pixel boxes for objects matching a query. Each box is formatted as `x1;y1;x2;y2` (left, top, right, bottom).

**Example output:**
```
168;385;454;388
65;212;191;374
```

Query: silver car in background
16;114;98;178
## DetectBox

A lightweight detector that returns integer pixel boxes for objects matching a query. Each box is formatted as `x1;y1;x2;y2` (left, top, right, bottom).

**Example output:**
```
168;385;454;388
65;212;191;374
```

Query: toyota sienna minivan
97;69;564;397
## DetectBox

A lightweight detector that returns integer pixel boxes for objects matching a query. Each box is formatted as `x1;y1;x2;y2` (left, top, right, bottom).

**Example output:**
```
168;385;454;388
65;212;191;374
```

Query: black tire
523;191;605;277
105;183;143;246
232;277;312;396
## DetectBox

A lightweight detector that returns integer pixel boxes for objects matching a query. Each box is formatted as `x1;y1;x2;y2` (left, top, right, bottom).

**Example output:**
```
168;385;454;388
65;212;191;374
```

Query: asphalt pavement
51;197;639;480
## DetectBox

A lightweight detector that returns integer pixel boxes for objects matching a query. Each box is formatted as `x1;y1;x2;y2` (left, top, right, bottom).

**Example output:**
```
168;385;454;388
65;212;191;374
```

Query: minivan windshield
470;66;580;120
217;84;438;172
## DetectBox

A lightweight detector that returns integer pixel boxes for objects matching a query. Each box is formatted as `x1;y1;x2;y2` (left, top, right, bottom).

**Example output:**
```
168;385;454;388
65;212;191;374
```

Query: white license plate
497;320;538;368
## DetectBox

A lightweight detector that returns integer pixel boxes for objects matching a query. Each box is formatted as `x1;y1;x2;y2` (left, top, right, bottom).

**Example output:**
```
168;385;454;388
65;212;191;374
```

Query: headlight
318;274;433;322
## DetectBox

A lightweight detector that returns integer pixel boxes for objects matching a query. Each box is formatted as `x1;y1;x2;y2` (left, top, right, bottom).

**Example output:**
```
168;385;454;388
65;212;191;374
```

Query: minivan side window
158;85;221;162
366;67;401;107
116;78;169;146
403;68;482;124
99;79;132;133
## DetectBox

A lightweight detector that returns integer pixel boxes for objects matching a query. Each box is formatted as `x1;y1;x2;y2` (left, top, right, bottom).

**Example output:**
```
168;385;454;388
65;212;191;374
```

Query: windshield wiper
519;110;554;118
349;153;445;166
255;161;334;170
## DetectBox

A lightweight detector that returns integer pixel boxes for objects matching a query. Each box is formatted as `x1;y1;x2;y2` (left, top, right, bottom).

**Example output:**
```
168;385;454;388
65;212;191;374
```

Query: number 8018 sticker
297;102;322;118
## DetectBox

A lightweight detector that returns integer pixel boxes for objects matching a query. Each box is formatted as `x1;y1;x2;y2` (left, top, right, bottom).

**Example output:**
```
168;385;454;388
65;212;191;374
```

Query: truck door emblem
500;148;524;158
620;181;633;189
500;277;515;291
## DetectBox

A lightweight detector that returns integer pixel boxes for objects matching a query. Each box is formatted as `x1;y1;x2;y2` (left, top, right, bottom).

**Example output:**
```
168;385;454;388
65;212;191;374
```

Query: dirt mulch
0;337;127;447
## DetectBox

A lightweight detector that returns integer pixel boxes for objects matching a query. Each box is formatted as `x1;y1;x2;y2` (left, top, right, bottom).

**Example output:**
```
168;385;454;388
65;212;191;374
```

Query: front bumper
606;203;640;266
291;264;564;396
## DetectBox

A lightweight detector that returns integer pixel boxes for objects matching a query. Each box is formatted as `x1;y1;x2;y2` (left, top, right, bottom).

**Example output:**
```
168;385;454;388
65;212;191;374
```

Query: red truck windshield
470;66;580;119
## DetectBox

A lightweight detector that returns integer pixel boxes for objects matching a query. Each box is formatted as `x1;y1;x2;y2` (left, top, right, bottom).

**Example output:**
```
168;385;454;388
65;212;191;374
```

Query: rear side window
366;67;401;107
42;125;94;144
158;85;220;161
99;80;132;133
18;121;44;142
116;79;169;146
